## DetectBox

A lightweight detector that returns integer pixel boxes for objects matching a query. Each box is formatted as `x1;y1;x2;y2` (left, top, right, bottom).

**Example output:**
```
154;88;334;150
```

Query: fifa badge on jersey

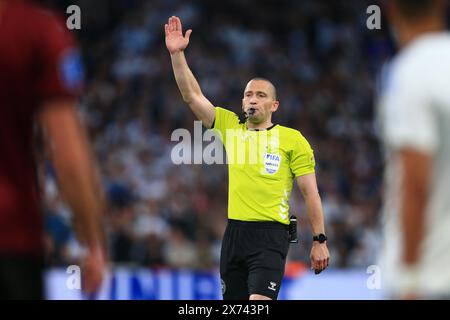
264;152;281;174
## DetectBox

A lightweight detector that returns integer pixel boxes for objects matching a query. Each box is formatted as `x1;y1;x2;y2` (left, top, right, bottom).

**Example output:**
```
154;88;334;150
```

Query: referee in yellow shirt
165;16;330;300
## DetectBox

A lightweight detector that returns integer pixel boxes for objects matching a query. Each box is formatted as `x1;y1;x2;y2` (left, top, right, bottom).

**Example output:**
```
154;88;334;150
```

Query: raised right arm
165;16;215;128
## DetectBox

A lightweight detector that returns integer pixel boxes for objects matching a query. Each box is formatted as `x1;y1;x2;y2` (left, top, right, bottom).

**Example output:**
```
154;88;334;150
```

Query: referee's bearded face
242;80;279;124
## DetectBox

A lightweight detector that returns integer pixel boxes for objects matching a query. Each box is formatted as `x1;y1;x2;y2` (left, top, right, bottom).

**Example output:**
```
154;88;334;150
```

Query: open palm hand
165;16;192;54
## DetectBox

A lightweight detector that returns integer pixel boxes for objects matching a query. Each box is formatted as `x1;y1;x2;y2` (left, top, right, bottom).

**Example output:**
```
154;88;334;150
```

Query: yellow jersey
212;107;315;224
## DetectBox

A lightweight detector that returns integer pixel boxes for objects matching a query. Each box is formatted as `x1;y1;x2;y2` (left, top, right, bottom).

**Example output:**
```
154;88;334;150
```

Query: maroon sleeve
34;9;84;102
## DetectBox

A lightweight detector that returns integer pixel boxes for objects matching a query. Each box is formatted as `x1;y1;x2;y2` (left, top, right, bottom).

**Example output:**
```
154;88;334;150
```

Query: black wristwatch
313;233;327;243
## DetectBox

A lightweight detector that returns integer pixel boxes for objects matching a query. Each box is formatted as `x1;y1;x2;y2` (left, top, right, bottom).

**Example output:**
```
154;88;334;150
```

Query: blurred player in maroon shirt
0;0;107;299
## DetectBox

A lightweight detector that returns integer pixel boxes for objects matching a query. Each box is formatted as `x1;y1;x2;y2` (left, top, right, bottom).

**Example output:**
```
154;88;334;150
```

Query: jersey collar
247;123;277;131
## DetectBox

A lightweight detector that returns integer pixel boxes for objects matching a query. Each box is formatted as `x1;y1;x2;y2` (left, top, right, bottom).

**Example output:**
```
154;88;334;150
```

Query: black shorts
220;219;290;300
0;255;44;300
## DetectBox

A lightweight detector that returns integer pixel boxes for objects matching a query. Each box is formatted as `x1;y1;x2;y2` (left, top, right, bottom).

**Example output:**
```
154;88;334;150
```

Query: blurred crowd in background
42;0;394;270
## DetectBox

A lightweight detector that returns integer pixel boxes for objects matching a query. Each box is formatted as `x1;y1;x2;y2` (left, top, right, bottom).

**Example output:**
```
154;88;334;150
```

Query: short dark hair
393;0;439;20
248;77;277;100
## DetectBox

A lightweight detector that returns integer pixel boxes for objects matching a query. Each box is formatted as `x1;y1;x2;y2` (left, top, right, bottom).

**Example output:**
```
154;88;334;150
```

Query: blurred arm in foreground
39;100;108;294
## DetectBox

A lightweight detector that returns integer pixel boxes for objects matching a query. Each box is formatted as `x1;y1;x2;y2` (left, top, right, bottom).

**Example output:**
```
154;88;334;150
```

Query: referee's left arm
296;173;330;273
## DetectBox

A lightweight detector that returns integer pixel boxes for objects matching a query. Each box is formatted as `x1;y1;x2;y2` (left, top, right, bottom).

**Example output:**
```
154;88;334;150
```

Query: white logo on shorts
268;281;277;291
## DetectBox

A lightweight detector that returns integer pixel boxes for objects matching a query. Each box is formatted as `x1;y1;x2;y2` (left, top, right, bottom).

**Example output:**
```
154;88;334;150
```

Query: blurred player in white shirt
378;0;450;299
